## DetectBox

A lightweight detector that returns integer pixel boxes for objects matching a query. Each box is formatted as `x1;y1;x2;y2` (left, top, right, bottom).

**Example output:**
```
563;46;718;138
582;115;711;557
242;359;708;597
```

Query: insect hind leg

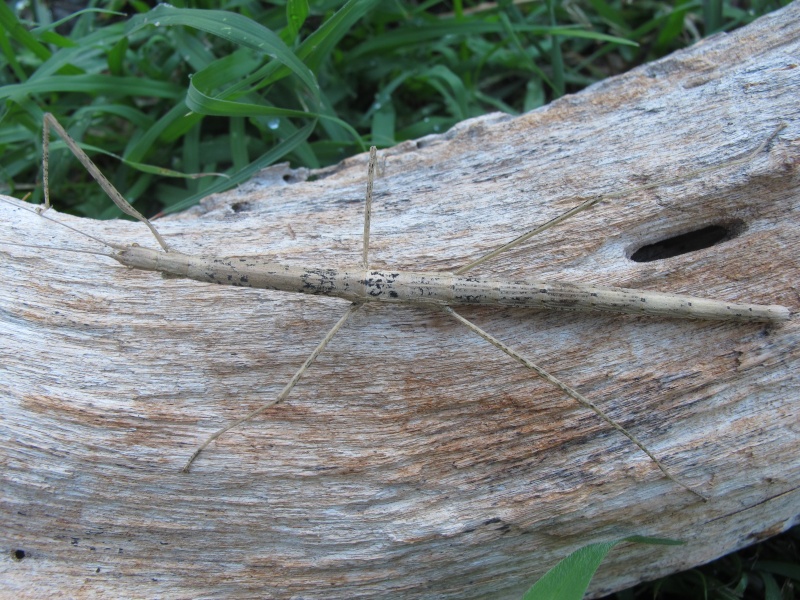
442;306;708;502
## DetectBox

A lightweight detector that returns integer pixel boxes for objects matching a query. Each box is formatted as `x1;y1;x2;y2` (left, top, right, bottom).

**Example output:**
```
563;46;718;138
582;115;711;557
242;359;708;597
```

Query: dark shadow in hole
230;201;252;213
12;549;26;561
630;220;746;263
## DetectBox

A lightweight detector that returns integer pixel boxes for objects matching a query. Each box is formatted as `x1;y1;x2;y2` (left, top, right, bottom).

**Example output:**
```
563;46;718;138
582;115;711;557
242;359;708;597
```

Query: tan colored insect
3;114;790;501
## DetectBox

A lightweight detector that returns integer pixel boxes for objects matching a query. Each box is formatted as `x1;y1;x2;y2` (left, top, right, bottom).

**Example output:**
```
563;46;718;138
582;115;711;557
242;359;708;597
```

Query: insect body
114;244;788;321
4;113;791;502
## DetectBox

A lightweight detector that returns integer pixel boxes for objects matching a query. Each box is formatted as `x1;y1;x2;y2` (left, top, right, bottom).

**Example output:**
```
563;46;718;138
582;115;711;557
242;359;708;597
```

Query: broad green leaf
163;120;317;214
0;75;182;100
283;0;309;44
0;1;51;61
296;0;382;72
125;5;319;97
523;536;684;600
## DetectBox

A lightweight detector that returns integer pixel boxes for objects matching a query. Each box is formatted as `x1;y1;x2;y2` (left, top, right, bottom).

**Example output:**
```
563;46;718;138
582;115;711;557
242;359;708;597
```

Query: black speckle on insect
12;549;25;561
300;268;339;295
389;291;399;298
239;275;249;284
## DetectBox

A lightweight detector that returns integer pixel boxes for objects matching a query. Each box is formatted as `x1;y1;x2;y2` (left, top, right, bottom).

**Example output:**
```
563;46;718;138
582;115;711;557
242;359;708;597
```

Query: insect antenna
0;195;121;255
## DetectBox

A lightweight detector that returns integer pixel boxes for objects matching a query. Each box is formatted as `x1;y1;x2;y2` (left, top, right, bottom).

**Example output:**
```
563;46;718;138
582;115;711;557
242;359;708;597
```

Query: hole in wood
12;549;26;561
230;202;252;213
630;221;746;262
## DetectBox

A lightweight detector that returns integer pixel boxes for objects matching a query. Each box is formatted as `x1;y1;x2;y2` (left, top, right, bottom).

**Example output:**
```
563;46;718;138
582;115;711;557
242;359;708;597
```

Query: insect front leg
41;113;171;252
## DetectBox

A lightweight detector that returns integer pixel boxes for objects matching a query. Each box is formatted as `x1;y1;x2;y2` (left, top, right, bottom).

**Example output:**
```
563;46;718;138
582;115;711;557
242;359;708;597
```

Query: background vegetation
1;1;796;598
0;0;790;217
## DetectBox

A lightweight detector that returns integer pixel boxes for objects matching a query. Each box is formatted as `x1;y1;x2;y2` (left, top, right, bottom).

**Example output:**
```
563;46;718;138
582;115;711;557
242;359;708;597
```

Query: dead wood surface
2;5;799;599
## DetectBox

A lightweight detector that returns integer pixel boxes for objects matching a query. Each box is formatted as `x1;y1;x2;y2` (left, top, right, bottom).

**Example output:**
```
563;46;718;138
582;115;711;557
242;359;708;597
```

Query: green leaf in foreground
522;536;684;600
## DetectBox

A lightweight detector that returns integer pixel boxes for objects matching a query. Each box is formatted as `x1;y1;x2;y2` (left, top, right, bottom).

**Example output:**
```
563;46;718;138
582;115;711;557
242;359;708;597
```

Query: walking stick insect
4;114;790;502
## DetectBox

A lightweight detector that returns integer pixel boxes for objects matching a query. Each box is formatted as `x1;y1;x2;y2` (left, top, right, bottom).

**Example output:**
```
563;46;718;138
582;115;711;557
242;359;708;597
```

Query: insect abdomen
361;270;789;322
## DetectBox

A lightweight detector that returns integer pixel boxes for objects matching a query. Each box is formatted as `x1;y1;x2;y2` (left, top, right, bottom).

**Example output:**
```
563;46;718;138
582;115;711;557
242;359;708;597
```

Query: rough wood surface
2;6;799;599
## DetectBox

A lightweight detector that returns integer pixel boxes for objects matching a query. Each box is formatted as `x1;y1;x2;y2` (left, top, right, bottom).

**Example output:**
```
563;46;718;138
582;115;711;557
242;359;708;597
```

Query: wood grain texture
2;5;799;598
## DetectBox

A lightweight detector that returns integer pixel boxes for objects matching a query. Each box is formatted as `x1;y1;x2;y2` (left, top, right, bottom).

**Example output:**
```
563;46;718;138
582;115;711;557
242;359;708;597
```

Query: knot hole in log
630;219;746;262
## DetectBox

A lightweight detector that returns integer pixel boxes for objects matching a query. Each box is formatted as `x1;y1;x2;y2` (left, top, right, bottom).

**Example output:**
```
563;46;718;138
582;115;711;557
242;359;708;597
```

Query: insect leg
362;146;377;269
182;302;361;472
41;113;171;252
442;306;708;501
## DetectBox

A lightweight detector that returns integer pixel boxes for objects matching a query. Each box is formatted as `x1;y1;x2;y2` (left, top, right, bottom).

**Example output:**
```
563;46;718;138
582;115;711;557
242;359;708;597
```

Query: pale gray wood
1;4;799;598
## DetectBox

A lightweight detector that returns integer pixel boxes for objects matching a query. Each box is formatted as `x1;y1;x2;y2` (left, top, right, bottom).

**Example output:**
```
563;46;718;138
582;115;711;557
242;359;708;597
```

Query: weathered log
1;5;798;598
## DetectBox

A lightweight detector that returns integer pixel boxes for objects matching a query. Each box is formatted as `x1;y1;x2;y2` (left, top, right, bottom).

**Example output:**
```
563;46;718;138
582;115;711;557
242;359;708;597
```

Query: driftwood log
2;5;799;599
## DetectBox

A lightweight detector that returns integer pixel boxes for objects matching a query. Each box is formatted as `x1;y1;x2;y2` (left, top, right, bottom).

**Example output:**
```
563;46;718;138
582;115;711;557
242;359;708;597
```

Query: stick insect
4;114;791;502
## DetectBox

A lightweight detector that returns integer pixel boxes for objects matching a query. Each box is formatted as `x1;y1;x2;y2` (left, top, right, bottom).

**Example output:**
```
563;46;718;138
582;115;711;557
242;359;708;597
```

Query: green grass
1;1;797;598
603;526;800;599
0;0;789;218
526;529;800;599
